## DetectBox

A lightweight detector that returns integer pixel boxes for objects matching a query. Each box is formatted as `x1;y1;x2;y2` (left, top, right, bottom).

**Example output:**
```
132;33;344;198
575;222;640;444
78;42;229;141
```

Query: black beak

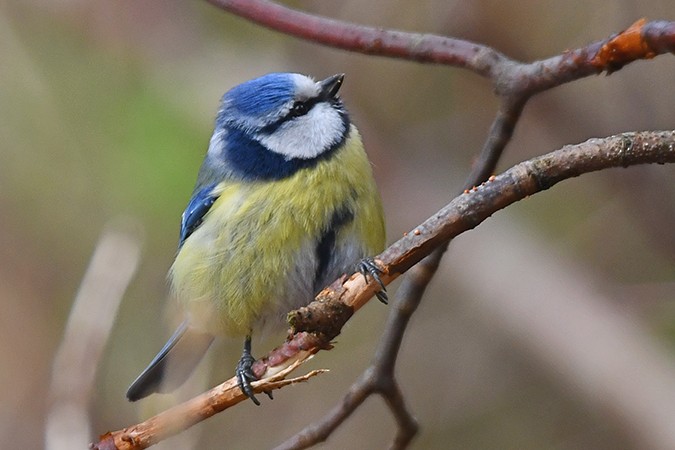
318;73;345;100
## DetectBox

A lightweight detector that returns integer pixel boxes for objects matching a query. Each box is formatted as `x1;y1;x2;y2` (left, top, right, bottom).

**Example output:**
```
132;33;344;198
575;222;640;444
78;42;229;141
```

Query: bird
126;72;386;405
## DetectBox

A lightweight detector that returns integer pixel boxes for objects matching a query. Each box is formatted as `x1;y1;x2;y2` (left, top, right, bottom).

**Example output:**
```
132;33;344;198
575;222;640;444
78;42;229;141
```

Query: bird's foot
236;337;273;406
358;257;388;304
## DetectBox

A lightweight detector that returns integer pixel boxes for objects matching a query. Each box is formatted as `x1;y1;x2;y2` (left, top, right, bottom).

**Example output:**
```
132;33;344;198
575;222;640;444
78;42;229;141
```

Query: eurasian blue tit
126;73;386;404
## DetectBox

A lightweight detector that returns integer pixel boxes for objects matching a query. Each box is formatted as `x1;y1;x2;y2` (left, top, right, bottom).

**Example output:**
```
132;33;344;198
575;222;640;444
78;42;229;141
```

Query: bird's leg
358;257;388;304
235;335;273;405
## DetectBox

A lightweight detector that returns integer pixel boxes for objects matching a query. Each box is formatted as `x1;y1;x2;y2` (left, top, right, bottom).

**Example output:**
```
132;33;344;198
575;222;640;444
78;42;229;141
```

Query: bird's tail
126;321;214;401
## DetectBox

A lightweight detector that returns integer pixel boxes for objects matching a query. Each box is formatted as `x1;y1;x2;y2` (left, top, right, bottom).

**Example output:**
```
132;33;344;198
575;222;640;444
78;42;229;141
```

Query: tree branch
93;130;675;450
206;1;675;92
206;0;506;76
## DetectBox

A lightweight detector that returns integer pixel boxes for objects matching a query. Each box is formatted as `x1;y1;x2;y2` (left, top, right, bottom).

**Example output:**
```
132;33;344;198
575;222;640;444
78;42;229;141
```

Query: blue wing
179;184;219;248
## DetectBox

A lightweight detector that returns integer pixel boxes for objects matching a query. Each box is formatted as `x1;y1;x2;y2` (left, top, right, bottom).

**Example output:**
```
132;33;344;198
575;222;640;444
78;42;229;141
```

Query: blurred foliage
2;1;675;449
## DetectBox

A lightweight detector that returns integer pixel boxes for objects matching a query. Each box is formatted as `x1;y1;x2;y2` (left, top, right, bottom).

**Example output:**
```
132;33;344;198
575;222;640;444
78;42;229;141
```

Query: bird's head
213;73;350;164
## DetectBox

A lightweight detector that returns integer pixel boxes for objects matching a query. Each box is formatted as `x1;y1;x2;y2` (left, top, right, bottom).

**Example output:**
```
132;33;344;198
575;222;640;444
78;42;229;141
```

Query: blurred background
2;1;675;449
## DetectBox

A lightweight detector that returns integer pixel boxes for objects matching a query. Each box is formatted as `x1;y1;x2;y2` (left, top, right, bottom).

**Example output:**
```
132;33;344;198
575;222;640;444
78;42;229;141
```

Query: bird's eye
289;101;310;118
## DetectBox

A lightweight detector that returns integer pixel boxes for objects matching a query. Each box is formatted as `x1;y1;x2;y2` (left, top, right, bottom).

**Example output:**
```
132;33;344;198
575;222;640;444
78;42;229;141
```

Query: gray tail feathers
126;321;214;402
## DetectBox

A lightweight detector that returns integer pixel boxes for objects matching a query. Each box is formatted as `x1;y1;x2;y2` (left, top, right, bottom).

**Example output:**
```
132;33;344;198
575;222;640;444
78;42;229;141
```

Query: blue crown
223;73;296;117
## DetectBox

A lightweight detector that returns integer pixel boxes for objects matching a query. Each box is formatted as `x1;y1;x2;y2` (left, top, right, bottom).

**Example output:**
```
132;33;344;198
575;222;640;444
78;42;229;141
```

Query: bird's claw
358;257;388;304
236;351;260;405
236;339;272;406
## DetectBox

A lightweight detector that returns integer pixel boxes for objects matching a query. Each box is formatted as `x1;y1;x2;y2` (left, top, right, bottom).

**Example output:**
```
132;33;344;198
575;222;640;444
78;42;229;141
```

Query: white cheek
257;103;345;160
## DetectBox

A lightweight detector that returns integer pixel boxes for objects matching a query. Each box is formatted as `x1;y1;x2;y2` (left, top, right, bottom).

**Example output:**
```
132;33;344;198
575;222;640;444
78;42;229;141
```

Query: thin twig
467;97;527;185
94;358;323;450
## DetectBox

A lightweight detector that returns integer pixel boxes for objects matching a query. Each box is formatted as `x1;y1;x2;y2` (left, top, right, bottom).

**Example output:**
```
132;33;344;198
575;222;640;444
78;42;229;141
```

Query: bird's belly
171;235;312;337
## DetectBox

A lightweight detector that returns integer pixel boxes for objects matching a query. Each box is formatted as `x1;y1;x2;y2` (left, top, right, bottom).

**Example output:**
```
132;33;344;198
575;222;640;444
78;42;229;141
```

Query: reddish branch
206;1;674;91
207;0;503;75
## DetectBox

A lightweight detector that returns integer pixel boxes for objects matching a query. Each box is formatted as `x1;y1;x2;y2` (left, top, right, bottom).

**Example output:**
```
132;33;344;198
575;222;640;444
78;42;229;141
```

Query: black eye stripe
259;97;321;134
289;97;320;118
258;97;344;136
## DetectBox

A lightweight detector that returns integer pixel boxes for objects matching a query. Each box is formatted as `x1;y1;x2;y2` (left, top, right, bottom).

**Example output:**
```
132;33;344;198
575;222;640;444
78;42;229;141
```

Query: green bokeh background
2;1;675;449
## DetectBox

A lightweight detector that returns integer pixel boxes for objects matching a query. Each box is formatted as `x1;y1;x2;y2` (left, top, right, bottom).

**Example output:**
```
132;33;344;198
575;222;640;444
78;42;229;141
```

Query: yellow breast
170;126;385;336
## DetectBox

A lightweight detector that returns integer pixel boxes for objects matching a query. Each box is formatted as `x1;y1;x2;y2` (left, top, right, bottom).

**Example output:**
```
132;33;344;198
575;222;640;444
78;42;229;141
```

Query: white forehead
290;74;320;99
